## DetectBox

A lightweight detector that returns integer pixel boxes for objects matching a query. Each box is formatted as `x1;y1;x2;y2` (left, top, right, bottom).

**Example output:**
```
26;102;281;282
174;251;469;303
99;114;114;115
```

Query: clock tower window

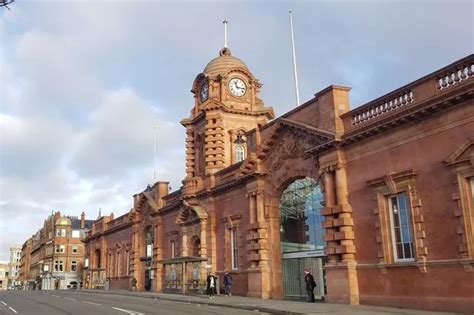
234;134;246;163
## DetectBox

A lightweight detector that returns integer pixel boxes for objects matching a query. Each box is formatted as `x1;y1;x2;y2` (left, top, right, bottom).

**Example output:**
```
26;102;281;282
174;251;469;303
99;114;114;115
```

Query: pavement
75;289;457;315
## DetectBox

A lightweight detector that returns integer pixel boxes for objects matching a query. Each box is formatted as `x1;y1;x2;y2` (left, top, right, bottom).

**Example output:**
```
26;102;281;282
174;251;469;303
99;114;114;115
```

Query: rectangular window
126;251;130;276
71;230;80;238
54;260;64;272
171;241;176;259
55;245;65;253
230;227;238;270
108;253;113;276
116;251;120;277
72;246;78;254
71;261;77;272
389;192;415;261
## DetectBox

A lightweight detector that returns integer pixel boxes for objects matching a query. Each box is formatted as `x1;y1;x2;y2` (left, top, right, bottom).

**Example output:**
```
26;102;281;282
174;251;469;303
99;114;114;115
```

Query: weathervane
223;19;228;48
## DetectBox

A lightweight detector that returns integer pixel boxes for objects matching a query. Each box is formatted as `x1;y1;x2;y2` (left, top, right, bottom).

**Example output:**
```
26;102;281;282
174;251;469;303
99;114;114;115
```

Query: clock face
228;78;247;97
200;82;209;102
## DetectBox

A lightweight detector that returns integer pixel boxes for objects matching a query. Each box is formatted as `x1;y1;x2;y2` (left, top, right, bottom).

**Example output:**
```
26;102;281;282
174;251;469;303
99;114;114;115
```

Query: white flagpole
289;11;301;107
154;126;157;182
223;19;228;48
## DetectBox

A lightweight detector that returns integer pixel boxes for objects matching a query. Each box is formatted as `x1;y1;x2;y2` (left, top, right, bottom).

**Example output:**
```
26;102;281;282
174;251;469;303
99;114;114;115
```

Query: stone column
322;170;338;264
154;220;163;293
335;165;355;262
334;163;359;305
199;219;208;283
249;193;256;225
182;233;188;257
256;191;270;299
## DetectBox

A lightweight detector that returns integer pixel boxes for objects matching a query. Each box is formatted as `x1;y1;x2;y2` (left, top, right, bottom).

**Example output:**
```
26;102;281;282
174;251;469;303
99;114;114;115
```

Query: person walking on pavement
206;272;217;299
223;271;233;296
304;269;317;303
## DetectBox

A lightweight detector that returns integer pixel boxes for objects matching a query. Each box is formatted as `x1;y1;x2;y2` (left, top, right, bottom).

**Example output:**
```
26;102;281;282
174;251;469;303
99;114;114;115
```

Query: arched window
234;133;246;163
235;143;245;162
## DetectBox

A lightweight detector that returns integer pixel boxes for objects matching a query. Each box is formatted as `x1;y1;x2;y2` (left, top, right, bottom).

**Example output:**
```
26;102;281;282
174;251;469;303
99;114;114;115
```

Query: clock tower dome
181;47;274;180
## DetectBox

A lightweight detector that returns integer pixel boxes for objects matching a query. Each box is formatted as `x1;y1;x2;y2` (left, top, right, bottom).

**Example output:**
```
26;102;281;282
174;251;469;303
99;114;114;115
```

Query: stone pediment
130;190;160;223
241;118;335;174
175;199;208;226
445;138;474;166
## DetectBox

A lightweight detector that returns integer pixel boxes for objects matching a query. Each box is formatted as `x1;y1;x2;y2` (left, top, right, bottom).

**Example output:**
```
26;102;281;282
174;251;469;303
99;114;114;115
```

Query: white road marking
63;297;77;301
83;301;101;306
51;294;60;297
1;301;7;306
112;307;144;315
8;306;18;314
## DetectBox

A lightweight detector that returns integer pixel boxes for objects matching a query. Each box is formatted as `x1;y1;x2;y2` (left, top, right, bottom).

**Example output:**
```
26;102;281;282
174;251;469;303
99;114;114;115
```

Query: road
0;290;267;315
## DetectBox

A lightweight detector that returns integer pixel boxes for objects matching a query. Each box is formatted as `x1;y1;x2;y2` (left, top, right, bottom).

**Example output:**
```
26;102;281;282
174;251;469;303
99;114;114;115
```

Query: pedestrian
304;269;317;303
206;272;217;299
223;271;233;296
131;276;137;291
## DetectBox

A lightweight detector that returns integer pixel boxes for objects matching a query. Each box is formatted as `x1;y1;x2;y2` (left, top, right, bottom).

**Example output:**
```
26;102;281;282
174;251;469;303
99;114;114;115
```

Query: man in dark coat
223;271;233;296
304;269;317;302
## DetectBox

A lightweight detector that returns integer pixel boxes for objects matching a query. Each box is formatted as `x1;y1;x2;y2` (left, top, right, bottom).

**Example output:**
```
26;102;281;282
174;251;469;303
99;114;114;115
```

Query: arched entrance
279;177;326;300
144;226;154;292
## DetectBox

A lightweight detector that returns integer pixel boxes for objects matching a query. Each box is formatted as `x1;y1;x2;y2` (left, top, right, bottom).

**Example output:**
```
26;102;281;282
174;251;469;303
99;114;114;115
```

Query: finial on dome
219;47;232;56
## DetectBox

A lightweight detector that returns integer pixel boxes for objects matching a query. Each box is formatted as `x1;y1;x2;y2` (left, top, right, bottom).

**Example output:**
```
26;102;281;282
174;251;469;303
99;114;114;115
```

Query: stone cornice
181;101;274;126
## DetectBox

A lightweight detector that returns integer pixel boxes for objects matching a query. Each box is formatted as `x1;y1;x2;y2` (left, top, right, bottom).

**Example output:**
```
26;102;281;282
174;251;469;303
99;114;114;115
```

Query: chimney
155;182;169;208
110;212;114;220
80;211;85;229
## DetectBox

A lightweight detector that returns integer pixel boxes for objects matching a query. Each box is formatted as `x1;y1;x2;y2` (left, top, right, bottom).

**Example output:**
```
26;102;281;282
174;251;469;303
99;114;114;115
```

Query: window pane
400;209;409;227
394;227;401;243
396;243;404;259
403;243;414;259
402;226;412;243
398;193;408;210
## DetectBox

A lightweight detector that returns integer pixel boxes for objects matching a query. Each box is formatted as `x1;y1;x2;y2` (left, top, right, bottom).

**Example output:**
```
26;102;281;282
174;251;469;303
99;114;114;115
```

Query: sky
0;0;472;261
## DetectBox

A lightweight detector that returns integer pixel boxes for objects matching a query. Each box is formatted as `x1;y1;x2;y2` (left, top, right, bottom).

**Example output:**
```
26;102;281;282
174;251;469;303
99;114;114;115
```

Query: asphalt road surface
0;290;268;315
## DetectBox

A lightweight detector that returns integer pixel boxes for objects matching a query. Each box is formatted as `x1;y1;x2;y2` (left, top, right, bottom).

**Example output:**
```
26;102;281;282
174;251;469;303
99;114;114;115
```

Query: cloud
70;88;183;180
0;113;74;178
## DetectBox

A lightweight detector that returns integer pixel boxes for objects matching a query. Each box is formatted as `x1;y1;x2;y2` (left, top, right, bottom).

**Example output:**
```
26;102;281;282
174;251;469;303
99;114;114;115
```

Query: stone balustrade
342;54;473;130
437;62;473;90
351;90;414;126
182;177;203;194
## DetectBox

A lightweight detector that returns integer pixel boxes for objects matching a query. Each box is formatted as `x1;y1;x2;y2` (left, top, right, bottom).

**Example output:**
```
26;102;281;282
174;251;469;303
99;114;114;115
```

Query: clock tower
181;47;274;180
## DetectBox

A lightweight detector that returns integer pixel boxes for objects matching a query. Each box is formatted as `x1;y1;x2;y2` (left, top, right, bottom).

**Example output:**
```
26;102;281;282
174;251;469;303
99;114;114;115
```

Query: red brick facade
84;52;474;313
